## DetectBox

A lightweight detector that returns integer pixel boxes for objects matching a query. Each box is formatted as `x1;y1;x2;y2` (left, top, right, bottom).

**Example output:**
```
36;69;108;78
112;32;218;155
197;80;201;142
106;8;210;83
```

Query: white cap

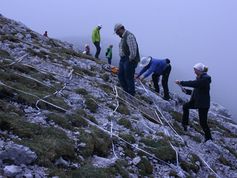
193;63;205;72
139;56;152;67
97;24;102;28
114;23;124;33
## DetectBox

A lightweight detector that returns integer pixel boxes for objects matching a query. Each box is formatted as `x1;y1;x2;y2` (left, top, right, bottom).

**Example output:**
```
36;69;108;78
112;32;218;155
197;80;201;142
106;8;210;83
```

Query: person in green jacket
92;24;102;59
106;45;113;64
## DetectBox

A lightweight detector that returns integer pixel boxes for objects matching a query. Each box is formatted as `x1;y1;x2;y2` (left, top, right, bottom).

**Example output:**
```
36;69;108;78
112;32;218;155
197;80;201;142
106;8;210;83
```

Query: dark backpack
105;49;109;56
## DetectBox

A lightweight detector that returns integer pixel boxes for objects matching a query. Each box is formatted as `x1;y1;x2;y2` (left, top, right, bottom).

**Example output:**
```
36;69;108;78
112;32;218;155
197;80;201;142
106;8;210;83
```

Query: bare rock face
3;165;22;177
0;141;37;165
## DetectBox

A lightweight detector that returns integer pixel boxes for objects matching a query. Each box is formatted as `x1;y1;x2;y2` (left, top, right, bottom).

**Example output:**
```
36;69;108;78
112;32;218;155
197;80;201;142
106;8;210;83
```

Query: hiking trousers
94;42;101;59
118;57;137;96
152;64;171;99
182;101;212;140
107;57;112;65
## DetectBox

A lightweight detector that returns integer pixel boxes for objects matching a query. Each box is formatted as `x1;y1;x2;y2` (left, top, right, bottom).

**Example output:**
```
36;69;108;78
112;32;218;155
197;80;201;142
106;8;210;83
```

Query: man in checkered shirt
114;23;140;96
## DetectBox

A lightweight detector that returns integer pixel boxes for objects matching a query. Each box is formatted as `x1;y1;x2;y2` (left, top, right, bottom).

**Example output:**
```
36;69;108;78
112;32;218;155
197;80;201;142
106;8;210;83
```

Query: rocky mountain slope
0;14;237;178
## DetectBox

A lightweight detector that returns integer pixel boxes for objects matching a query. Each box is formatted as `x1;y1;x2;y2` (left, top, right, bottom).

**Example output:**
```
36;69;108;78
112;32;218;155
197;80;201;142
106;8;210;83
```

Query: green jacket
106;47;112;59
92;27;100;43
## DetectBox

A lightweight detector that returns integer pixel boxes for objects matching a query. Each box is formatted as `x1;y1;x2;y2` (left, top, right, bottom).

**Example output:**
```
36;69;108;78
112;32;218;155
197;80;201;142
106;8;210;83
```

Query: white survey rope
140;81;221;177
110;86;119;159
4;54;28;66
0;80;67;112
140;81;184;142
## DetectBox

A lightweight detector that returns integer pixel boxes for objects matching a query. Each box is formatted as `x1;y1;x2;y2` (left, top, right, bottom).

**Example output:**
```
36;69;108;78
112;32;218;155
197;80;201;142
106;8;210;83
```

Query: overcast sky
1;0;237;119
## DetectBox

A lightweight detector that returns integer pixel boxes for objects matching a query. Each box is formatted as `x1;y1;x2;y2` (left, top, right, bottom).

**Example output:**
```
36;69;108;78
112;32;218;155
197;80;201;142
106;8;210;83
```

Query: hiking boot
162;96;170;101
204;137;213;143
182;124;187;131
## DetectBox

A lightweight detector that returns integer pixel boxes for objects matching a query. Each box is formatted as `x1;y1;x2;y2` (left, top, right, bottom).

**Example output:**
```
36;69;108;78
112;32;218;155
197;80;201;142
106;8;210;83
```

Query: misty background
1;0;237;120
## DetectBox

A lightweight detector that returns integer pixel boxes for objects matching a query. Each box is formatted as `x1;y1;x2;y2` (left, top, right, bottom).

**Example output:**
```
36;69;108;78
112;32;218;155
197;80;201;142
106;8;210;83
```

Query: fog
2;0;237;120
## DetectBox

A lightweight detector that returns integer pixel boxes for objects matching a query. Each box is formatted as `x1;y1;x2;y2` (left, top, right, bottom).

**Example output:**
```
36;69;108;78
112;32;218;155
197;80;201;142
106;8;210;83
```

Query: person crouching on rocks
136;56;171;100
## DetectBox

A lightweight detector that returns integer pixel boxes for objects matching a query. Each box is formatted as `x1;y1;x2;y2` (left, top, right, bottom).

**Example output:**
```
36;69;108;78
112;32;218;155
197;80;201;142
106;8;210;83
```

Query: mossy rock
26;48;47;59
46;113;73;129
71;165;114;178
137;157;153;176
137;95;153;105
76;109;98;124
101;73;110;82
46;112;88;130
99;83;113;93
172;122;186;135
224;146;237;159
0;99;24;116
140;138;176;162
73;66;96;77
0;35;20;43
75;88;88;95
67;114;88;128
118;118;132;129
78;126;112;157
124;147;136;158
86;114;98;124
170;111;183;122
180;160;200;174
113;160;129;178
0;113;75;167
119;133;136;144
117;102;130;115
218;155;231;166
0;49;11;58
37;96;70;112
85;97;98;113
209;119;237;138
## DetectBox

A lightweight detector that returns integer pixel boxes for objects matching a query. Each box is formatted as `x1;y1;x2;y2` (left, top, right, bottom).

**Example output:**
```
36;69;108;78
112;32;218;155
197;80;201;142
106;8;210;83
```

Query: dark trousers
118;57;137;96
152;65;171;98
93;42;101;59
183;101;212;140
107;57;112;65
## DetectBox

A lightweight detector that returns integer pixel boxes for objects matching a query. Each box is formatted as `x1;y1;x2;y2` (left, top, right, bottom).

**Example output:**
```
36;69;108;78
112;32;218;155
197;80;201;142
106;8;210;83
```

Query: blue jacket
138;58;168;78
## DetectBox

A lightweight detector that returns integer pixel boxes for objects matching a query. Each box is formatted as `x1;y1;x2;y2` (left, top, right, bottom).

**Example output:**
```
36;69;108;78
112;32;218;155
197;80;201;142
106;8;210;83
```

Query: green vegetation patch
75;88;88;95
117;101;130;115
78;126;112;158
119;133;136;144
98;83;113;93
46;112;88;130
85;97;98;113
0;112;76;167
140;138;176;162
170;111;183;122
0;35;20;43
137;157;153;176
70;165;114;178
117;118;132;129
26;48;48;59
0;49;11;58
73;66;97;77
76;109;98;124
101;73;110;82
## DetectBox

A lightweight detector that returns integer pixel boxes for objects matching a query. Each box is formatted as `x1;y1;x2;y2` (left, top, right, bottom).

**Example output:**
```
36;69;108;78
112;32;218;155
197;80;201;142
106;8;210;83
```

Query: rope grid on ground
1;53;221;177
139;81;221;178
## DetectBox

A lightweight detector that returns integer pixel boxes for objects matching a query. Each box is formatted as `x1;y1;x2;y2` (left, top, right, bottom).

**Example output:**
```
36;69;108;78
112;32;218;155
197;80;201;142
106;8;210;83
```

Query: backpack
105;48;109;56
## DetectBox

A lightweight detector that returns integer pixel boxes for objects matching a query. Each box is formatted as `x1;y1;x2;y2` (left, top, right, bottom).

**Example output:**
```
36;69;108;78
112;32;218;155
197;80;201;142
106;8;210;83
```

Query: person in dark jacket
106;44;113;64
114;23;140;96
175;63;212;142
43;31;48;37
136;56;171;100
